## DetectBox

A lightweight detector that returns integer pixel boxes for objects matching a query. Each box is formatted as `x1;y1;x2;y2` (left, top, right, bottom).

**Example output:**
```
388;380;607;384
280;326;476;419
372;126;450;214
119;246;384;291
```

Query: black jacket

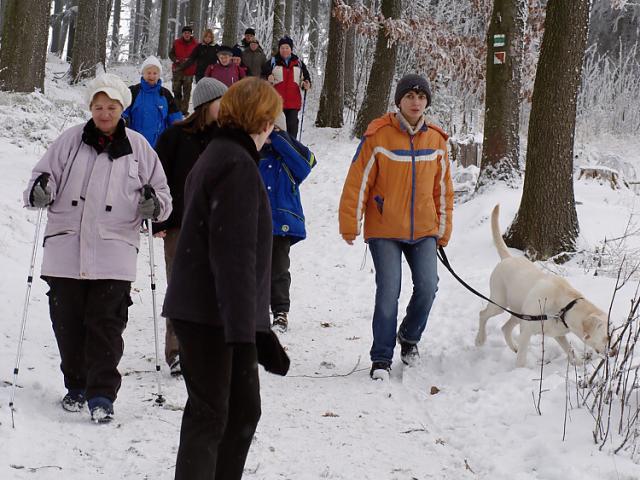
162;128;272;344
182;43;220;80
153;123;218;232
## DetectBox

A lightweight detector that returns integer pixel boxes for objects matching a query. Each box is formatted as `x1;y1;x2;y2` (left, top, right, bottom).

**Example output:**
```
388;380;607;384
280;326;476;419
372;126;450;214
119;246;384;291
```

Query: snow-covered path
1;66;640;479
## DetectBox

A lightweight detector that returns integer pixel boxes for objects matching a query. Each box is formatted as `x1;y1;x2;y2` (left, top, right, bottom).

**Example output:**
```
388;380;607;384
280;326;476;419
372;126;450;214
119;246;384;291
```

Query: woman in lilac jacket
23;74;172;424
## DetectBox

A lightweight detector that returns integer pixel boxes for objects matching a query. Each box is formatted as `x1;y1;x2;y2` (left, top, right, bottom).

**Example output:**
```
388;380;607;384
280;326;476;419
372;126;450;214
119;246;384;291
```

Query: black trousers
172;319;261;480
283;108;300;139
271;235;292;314
44;277;131;402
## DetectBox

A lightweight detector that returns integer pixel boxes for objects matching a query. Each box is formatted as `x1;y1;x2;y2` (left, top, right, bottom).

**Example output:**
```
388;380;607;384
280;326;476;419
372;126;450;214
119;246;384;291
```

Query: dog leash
437;246;579;327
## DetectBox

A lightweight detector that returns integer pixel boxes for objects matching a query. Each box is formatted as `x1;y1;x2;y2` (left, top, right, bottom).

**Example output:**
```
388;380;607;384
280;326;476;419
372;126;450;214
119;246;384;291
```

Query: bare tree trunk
132;0;142;60
71;0;106;81
272;0;285;54
222;0;239;45
343;0;355;107
97;0;109;66
110;0;122;63
50;0;64;53
284;0;293;34
504;0;589;260
169;0;178;38
201;0;209;28
178;0;187;31
158;0;170;57
476;0;524;189
65;0;77;62
308;0;318;66
316;1;345;127
352;0;401;138
0;0;52;93
140;0;153;57
188;0;203;37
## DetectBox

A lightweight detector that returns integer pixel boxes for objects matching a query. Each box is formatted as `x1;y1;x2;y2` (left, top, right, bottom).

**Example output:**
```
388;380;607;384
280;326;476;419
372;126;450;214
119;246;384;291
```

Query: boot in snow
61;390;86;412
370;361;391;381
272;312;288;333
88;396;114;424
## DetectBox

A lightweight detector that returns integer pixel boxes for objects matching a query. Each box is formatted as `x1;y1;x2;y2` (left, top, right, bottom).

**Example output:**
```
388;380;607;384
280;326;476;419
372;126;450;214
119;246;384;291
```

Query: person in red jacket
262;36;311;139
204;45;246;87
169;26;199;115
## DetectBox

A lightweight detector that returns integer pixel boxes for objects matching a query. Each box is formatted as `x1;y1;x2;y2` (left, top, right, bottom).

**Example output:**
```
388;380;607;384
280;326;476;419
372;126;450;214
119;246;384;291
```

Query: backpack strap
129;84;142;108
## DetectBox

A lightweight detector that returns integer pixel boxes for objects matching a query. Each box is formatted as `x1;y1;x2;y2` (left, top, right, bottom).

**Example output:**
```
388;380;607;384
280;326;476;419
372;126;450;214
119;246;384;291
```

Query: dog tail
492;204;511;260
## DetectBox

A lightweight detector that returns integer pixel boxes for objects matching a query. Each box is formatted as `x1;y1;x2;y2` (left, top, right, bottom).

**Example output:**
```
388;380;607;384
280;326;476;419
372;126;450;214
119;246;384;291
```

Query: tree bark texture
71;0;107;81
504;0;589;260
158;0;170;57
0;0;52;93
140;0;153;57
132;0;142;59
110;0;122;62
188;0;203;37
272;0;285;55
50;0;64;53
343;0;355;107
222;0;239;46
308;0;319;66
316;2;345;128
351;0;401;138
285;0;293;34
476;0;524;189
65;0;77;62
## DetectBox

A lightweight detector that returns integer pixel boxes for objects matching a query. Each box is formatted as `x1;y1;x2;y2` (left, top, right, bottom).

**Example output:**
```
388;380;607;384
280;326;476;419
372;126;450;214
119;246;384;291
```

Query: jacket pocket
99;224;140;249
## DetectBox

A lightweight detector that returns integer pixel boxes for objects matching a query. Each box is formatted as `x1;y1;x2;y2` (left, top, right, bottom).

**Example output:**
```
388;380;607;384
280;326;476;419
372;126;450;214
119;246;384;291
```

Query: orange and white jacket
339;113;453;246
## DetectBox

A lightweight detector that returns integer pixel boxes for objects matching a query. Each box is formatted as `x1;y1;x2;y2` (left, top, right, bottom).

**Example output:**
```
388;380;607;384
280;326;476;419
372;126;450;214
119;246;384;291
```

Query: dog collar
557;298;582;328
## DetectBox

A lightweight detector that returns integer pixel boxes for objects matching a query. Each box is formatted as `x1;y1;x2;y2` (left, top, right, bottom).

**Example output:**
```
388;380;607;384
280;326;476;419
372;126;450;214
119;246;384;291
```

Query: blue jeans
368;237;438;363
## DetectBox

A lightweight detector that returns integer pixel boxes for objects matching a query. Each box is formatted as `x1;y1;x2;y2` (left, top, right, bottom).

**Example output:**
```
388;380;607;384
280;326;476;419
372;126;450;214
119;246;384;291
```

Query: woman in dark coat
179;28;219;83
162;77;289;480
153;77;228;375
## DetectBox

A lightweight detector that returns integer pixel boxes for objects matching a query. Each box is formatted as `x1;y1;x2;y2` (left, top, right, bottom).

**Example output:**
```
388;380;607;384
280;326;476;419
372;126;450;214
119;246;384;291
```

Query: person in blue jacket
259;112;317;332
123;56;183;147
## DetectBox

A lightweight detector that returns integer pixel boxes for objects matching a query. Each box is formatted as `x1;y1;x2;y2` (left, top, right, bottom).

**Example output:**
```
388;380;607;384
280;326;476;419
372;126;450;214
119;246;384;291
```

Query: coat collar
82;119;133;159
214;127;260;164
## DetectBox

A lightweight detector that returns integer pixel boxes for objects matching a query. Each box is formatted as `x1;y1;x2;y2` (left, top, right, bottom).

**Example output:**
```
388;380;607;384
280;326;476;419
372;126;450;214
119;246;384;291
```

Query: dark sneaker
88;396;114;424
169;356;182;376
61;390;86;412
369;361;391;381
272;312;288;333
400;342;420;366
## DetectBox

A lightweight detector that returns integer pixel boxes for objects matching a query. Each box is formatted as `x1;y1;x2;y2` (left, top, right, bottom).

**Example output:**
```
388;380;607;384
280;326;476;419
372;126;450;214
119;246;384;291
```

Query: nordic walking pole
10;174;49;428
143;185;165;406
298;88;308;142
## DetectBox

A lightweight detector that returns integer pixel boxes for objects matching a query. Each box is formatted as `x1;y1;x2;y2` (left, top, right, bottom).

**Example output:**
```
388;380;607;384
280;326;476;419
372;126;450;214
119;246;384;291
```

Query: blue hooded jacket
259;131;317;243
122;78;183;147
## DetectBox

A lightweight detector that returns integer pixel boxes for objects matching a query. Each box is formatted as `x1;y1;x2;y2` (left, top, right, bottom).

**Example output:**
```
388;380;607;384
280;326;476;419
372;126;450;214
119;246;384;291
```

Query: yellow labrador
475;205;610;367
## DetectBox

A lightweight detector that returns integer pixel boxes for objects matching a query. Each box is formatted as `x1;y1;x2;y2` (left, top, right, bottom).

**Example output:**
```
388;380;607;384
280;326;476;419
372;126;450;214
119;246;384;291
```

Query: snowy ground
1;58;639;479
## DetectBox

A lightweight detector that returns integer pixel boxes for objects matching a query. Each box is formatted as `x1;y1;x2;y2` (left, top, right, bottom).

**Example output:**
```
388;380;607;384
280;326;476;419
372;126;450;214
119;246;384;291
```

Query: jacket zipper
410;134;416;241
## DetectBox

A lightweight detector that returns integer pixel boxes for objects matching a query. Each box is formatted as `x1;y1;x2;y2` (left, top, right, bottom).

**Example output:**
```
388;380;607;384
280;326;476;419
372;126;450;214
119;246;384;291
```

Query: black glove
256;330;290;376
29;173;52;208
138;184;160;220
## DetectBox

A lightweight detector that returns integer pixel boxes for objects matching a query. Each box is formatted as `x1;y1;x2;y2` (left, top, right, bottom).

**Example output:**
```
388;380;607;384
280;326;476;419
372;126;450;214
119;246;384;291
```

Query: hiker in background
258;112;317;333
23;73;171;423
338;74;453;381
122;56;183;148
153;78;228;376
179;28;219;83
240;27;256;49
204;45;246;87
262;36;311;139
231;45;248;77
242;38;266;77
169;26;199;115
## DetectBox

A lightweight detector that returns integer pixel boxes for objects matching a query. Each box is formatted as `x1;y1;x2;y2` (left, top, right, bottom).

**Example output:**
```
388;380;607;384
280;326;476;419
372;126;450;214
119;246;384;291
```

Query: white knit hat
86;73;132;109
141;55;163;75
274;112;287;132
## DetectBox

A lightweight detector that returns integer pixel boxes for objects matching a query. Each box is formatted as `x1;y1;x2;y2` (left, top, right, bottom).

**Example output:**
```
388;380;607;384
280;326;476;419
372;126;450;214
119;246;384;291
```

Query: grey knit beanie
394;74;432;107
192;78;228;109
